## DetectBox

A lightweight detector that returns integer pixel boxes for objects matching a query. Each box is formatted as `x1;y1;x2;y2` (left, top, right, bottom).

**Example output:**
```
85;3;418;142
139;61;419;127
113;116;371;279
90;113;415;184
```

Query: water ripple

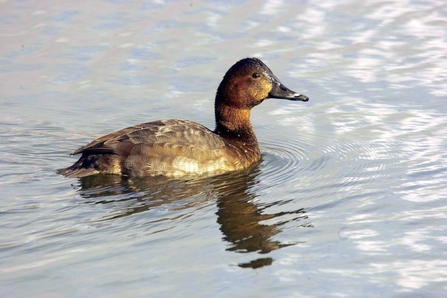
261;137;308;185
261;130;401;194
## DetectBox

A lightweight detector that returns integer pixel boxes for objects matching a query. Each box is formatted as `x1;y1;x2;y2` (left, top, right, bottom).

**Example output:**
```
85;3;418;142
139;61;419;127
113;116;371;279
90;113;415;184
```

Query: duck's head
216;57;309;110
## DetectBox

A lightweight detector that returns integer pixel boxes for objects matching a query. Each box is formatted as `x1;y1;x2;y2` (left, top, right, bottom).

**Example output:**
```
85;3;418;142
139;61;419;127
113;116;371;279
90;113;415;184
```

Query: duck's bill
268;82;309;102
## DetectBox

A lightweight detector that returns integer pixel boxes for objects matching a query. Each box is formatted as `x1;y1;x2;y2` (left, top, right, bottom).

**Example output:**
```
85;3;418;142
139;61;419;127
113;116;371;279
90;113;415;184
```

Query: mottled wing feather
72;119;226;157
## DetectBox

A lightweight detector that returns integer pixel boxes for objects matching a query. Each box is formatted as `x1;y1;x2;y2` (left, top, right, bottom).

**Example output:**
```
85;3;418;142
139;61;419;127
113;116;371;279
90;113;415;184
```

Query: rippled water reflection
73;168;312;270
1;0;447;297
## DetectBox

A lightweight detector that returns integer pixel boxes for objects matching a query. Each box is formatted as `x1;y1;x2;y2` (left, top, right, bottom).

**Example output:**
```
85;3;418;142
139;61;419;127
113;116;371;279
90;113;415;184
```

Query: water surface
1;0;446;297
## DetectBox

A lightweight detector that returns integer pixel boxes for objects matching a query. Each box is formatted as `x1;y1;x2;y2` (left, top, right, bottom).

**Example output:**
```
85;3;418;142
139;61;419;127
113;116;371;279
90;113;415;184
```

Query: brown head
214;57;308;135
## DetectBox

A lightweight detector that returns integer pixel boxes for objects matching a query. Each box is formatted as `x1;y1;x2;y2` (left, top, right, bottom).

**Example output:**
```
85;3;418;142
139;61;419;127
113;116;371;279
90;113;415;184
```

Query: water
1;0;447;297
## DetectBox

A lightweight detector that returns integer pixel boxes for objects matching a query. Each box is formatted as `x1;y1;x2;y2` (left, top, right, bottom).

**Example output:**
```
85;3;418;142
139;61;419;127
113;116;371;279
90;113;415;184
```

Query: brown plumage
58;57;309;178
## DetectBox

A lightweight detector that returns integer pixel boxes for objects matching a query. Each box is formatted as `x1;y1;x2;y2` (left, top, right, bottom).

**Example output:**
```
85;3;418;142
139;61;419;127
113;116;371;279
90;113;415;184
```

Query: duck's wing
72;119;225;157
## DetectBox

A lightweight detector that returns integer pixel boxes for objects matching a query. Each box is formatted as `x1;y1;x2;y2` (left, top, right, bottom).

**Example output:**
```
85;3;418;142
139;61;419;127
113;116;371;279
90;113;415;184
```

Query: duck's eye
252;73;260;79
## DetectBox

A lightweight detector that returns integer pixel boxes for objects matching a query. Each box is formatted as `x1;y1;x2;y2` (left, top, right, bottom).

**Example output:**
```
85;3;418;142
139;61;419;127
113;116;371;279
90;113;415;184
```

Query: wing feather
72;119;225;157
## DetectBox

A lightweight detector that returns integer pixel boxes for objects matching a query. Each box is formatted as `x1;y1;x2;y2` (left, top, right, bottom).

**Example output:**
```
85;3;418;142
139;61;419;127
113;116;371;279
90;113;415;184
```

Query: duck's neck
214;102;258;145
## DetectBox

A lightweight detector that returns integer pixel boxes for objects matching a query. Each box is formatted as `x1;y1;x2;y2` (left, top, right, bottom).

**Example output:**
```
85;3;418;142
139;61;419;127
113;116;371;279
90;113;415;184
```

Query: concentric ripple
259;130;402;193
261;138;309;185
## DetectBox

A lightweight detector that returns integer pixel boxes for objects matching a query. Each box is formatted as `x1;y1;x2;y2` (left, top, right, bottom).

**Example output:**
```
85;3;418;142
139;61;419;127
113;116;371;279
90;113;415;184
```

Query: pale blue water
1;0;447;297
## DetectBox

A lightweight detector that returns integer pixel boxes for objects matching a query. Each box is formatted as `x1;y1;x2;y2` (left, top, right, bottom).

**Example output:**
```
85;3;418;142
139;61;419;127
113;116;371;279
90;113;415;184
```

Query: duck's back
59;119;256;178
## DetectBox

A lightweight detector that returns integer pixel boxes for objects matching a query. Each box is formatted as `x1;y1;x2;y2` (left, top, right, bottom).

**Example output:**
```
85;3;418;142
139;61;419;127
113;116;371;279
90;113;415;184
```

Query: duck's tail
57;154;121;178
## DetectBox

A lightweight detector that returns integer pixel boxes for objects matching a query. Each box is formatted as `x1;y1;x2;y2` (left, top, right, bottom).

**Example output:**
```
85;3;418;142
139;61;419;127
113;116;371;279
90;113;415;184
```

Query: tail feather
57;167;100;178
58;154;121;178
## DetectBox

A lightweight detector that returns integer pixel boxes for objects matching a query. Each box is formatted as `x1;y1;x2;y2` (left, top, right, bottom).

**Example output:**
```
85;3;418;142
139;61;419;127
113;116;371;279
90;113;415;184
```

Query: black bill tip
293;94;309;102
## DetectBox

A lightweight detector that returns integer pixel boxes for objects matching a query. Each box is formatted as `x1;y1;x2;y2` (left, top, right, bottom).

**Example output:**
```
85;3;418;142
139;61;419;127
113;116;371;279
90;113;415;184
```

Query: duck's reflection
75;168;312;269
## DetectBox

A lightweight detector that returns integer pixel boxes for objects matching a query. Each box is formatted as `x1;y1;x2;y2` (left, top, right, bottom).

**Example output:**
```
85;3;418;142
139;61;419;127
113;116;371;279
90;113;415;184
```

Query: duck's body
62;119;260;177
59;57;308;178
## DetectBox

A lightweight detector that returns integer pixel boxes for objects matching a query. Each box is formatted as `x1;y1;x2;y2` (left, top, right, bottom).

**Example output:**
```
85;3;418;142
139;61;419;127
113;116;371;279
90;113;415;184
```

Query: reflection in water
75;169;312;269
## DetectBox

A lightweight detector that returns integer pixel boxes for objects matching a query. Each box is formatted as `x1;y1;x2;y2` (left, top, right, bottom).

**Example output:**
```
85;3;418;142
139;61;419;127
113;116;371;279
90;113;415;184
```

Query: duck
58;57;309;178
